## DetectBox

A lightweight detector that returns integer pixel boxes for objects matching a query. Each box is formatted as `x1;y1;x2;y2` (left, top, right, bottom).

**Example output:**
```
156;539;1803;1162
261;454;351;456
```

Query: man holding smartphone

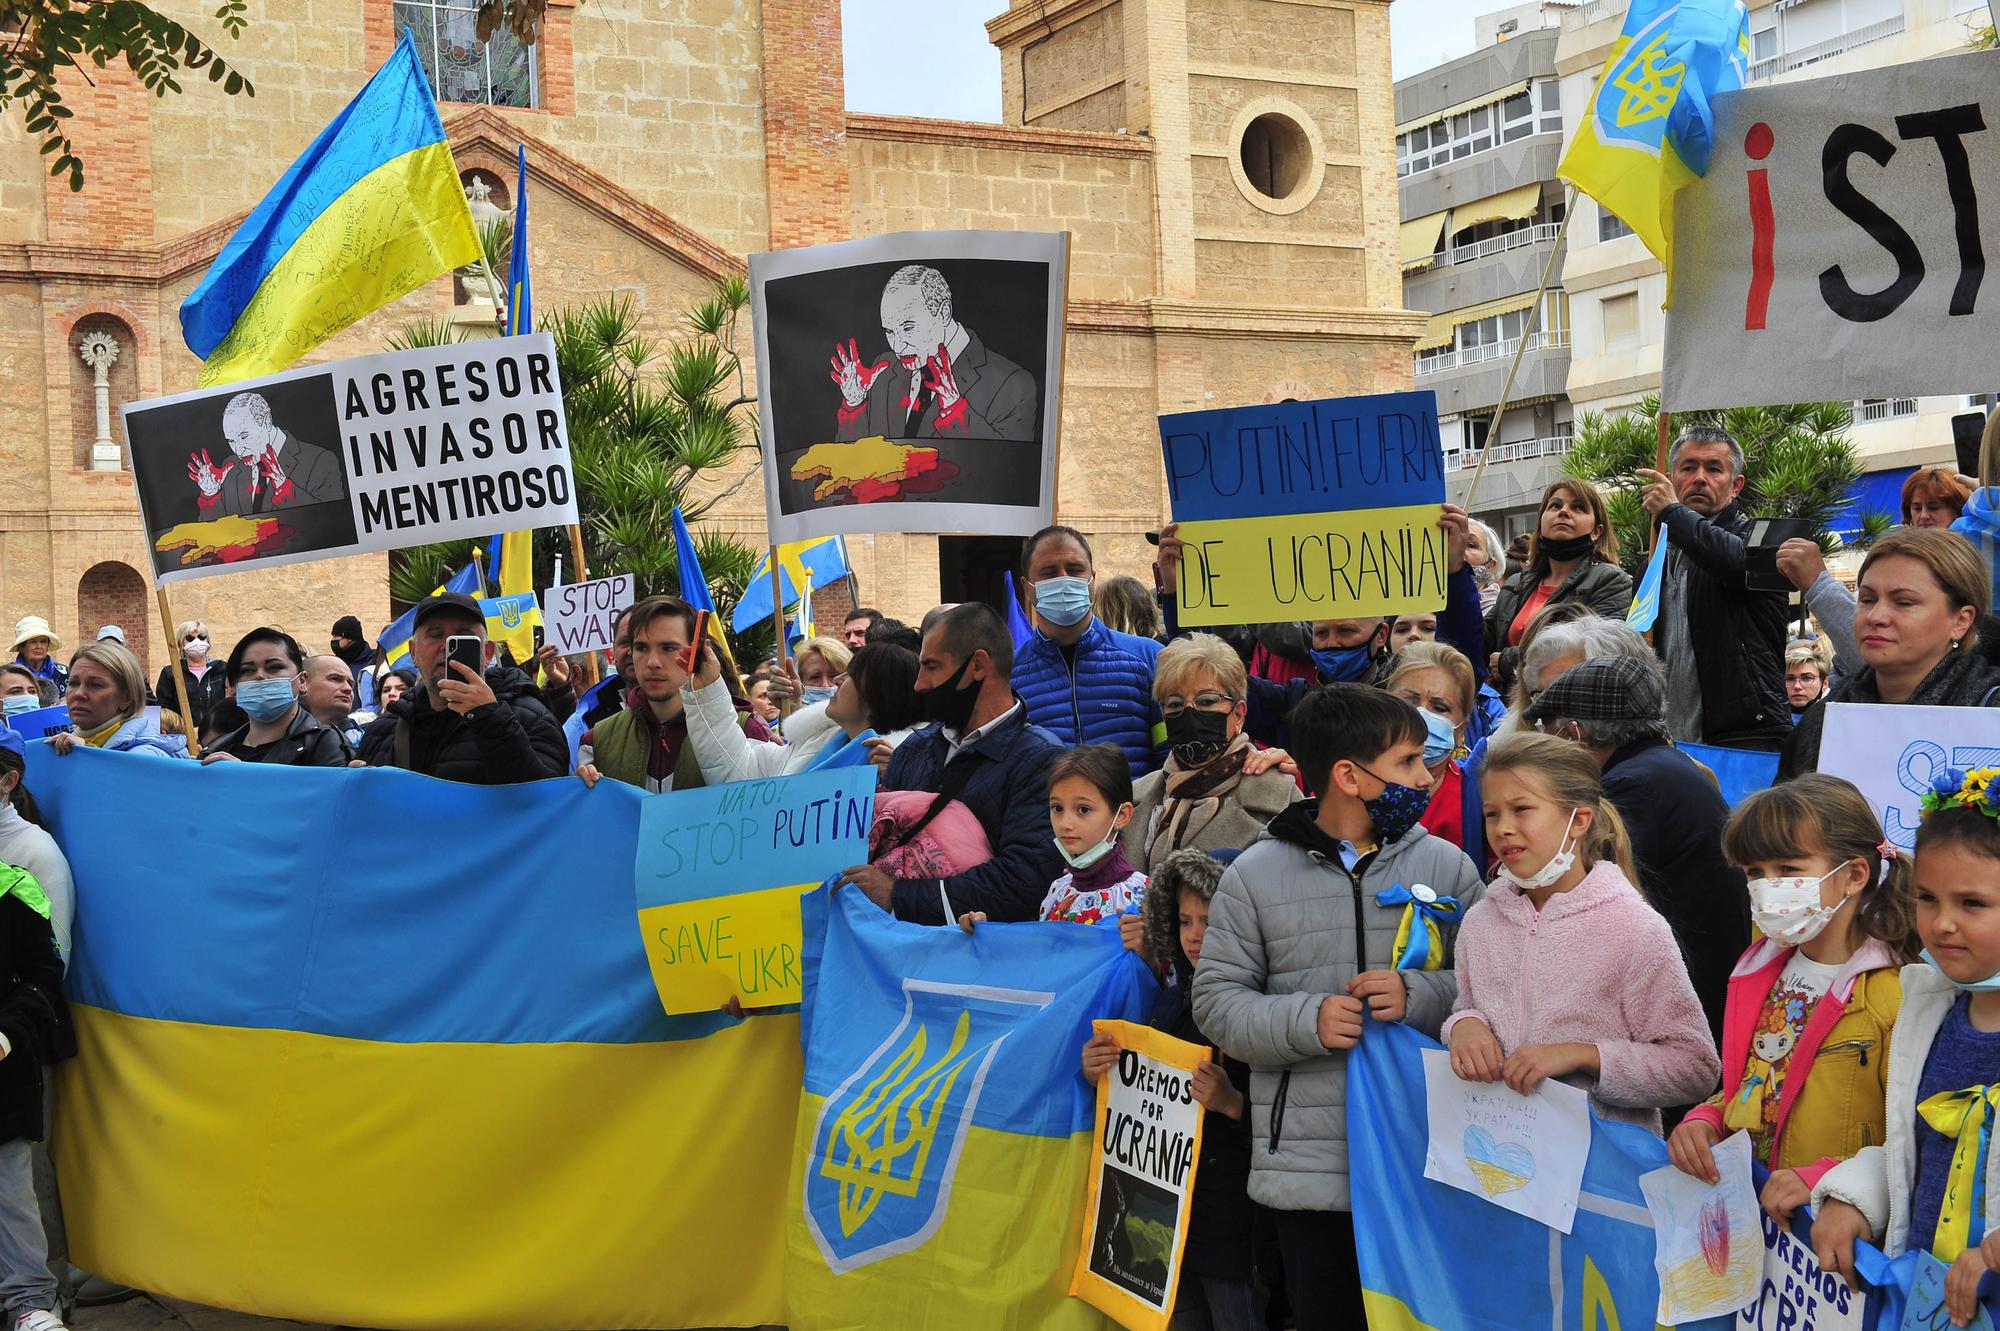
353;592;568;783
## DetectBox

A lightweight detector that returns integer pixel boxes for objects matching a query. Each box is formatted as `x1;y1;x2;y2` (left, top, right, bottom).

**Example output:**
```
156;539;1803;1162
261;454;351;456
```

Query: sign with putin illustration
1664;48;2000;410
749;229;1068;543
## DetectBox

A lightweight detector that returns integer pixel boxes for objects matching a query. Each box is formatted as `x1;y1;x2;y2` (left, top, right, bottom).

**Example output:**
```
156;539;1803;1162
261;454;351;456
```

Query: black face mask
919;656;982;732
1164;708;1231;765
1538;533;1595;563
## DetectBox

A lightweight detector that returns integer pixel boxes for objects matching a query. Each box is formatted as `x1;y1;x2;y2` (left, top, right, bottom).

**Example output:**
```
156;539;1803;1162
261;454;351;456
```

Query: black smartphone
1954;411;1985;480
445;635;483;682
532;624;545;652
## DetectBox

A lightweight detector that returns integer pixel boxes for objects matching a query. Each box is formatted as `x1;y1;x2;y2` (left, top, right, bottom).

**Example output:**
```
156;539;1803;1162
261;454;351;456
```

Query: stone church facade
0;0;1416;671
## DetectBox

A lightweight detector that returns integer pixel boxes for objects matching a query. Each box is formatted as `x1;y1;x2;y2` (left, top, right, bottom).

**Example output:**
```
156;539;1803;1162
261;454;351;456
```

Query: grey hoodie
1192;803;1485;1211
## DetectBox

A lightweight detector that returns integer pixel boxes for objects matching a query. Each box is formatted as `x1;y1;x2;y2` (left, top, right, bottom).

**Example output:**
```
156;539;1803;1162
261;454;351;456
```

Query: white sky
839;0;1484;120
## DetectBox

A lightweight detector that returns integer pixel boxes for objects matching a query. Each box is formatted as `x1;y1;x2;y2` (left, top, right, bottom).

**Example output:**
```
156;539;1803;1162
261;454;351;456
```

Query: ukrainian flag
734;537;852;633
787;887;1154;1329
379;559;483;667
1558;0;1748;276
180;30;481;386
504;143;532;338
1627;535;1669;631
671;506;741;676
27;747;794;1329
487;529;543;666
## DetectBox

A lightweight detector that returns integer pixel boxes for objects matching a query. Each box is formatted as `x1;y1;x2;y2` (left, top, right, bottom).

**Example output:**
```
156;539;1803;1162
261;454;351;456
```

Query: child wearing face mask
1812;770;2000;1327
958;744;1145;929
1667;775;1912;1224
1446;732;1719;1133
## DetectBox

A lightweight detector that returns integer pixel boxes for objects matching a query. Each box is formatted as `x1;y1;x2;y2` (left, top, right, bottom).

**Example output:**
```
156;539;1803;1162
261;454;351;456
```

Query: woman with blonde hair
1092;575;1163;640
155;617;229;739
1483;478;1632;668
1382;640;1482;860
46;641;187;758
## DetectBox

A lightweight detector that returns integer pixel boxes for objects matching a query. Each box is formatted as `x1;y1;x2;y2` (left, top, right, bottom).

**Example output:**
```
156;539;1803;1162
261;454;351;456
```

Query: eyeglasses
1161;692;1235;717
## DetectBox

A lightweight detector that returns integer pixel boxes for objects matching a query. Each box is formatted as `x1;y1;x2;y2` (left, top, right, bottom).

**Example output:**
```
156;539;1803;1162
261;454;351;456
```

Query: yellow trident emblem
1610;32;1685;129
818;1010;990;1238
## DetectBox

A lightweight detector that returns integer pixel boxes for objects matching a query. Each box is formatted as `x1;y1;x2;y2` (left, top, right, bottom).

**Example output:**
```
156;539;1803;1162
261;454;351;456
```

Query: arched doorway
76;562;151;674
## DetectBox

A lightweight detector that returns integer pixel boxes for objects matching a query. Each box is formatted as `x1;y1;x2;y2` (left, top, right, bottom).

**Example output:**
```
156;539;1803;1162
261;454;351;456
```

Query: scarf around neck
1144;732;1254;871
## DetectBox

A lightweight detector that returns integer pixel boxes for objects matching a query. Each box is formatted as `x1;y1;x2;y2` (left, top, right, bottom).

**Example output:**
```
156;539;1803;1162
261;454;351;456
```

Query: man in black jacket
1638;426;1791;750
838;603;1063;924
356;593;567;784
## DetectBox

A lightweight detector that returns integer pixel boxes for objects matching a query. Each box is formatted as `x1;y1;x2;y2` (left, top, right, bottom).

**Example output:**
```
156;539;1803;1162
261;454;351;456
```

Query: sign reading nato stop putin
1664;47;2000;410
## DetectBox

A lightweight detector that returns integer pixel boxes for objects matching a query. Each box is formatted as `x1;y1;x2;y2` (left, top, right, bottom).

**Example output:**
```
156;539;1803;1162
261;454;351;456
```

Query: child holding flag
1667;776;1911;1222
1812;770;2000;1326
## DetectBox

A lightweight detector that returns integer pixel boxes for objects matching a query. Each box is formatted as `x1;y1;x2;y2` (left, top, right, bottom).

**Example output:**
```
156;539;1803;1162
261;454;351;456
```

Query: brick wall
760;0;850;249
40;59;154;246
76;561;152;675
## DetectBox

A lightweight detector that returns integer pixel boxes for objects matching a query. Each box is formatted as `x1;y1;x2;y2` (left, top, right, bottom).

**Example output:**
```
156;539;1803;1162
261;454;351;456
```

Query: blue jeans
0;1140;54;1313
1173;1266;1259;1331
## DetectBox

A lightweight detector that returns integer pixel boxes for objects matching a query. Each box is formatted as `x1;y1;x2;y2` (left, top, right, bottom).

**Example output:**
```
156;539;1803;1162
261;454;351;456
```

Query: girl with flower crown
1811;767;2000;1326
1667;775;1914;1227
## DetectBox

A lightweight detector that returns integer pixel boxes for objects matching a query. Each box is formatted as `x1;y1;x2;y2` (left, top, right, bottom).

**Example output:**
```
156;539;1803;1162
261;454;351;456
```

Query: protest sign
749;229;1067;543
1070;1020;1209;1331
633;769;870;1014
543;573;636;655
1902;1253;1993;1331
121;332;576;585
1159;391;1448;627
1815;702;2000;852
1734;1207;1865;1331
1420;1044;1591;1233
1639;1131;1760;1324
1664;48;2000;409
3;705;71;740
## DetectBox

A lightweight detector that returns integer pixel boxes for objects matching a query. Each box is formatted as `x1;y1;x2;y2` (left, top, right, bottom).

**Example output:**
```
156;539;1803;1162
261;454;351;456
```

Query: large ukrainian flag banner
180;30;481;386
26;746;795;1330
787;887;1155;1330
1558;0;1749;275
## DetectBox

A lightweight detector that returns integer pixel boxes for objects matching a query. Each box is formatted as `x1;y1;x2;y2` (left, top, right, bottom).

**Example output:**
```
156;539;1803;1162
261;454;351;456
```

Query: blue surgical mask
1421;709;1456;765
1034;576;1093;628
1312;643;1375;683
801;686;837;706
1921;949;2000;992
0;696;35;720
1355;764;1432;842
235;677;298;723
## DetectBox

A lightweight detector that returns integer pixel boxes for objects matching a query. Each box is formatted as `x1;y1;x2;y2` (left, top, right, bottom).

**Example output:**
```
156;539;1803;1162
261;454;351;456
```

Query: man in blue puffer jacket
1011;526;1166;777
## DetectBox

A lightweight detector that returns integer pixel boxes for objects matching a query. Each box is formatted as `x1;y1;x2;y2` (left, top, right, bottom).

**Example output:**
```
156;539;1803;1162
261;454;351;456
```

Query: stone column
77;330;122;471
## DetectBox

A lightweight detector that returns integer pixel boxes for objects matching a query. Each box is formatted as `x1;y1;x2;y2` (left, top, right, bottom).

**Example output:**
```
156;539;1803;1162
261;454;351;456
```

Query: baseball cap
96;625;126;644
1522;656;1665;726
412;592;485;631
0;727;22;760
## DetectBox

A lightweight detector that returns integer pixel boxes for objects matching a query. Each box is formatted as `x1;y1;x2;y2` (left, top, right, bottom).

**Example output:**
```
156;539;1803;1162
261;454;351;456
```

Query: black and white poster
749;229;1067;543
122;333;577;585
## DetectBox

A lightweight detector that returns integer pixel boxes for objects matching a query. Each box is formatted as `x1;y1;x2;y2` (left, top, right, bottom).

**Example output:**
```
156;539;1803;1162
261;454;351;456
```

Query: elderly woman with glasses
1119;633;1301;877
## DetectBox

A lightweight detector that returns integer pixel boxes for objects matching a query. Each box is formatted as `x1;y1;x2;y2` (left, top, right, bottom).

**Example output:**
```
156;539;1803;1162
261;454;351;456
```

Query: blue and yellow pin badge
1375;883;1461;972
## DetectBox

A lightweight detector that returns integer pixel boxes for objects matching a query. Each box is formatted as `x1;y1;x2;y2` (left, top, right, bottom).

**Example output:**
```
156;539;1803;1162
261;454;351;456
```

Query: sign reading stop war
633;769;871;1016
1665;47;2000;410
543;574;636;655
1160;390;1448;627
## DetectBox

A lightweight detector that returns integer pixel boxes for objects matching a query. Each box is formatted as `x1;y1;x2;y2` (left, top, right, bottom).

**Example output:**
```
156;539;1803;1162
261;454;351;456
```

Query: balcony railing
1415;329;1571;376
1854;397;1919;424
1444;433;1574;471
1748;16;1905;82
1562;0;1626;30
1428;221;1563;271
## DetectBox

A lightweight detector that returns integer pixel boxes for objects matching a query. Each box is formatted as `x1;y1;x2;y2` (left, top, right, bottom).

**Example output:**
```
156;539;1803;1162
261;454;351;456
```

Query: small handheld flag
1627;536;1670;632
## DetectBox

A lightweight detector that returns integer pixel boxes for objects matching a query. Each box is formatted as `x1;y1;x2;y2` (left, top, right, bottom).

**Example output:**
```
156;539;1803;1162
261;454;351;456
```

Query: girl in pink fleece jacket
1444;733;1721;1134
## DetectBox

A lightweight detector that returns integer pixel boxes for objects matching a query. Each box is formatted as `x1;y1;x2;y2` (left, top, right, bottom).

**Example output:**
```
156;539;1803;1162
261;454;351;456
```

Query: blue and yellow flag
379;559;484;667
1627;535;1669;631
1558;0;1748;276
28;747;795;1330
180;30;481;386
487;529;543;665
504;143;532;338
787;886;1154;1330
671;506;740;675
734;537;852;633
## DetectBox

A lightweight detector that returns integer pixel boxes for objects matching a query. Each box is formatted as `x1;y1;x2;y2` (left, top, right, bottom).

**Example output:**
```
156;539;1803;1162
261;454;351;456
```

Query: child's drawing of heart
1462;1124;1535;1197
1698;1195;1730;1276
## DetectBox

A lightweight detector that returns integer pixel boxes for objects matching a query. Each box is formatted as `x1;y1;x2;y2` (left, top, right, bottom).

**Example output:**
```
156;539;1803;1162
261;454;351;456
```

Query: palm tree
1563;395;1863;576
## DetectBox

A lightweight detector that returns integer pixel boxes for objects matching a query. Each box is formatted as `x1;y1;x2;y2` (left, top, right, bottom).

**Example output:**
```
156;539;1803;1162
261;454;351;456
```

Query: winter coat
0;866;71;1144
1812;964;2000;1255
880;704;1066;925
1483;558;1634;662
1682;939;1902;1184
355;666;567;784
1653;501;1792;748
683;678;890;782
1600;736;1749;1049
209;703;351;766
0;803;70;963
1014;618;1165;777
1151;959;1252;1281
1442;859;1721;1133
155;659;230;737
1192;803;1486;1211
1781;647;2000;779
584;691;764;793
84;713;187;759
1120;748;1301;877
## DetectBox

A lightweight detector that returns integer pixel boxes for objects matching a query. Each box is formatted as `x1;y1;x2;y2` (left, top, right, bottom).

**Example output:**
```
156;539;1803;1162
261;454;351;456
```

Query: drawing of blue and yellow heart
1463;1125;1535;1197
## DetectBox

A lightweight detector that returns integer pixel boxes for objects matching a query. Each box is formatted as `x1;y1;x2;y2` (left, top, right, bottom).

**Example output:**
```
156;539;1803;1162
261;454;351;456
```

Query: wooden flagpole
155;588;200;758
770;543;796;718
564;523;600;689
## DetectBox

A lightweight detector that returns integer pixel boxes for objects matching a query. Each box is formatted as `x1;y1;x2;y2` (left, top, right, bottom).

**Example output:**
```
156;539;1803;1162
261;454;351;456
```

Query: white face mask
1498;809;1582;892
1746;861;1856;946
185;637;209;659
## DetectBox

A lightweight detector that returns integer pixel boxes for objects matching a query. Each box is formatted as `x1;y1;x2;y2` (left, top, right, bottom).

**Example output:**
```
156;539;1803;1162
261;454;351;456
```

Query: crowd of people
3;423;2000;1329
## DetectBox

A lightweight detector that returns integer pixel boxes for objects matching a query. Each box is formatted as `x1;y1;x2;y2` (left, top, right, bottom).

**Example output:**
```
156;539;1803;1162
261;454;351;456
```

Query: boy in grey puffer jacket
1194;685;1484;1331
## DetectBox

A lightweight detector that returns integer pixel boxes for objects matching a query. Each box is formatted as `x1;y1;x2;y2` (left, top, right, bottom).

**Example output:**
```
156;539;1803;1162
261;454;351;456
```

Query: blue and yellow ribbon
1374;883;1460;972
1917;1082;2000;1261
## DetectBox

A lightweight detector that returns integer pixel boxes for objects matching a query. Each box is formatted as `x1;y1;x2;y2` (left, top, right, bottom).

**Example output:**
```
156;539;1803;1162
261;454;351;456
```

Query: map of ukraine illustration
791;436;941;503
154;514;292;565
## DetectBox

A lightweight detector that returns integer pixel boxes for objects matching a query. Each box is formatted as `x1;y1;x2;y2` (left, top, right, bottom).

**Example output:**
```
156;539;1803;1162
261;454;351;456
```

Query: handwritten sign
1639;1131;1761;1324
1735;1208;1865;1331
1159;391;1448;626
1816;703;2000;852
632;769;871;1015
1899;1253;1986;1331
1420;1045;1591;1233
543;574;636;655
3;705;71;740
1071;1020;1209;1331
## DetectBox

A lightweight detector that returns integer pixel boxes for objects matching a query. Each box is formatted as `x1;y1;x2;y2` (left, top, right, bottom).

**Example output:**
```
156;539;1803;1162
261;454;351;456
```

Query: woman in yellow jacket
1665;776;1912;1217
